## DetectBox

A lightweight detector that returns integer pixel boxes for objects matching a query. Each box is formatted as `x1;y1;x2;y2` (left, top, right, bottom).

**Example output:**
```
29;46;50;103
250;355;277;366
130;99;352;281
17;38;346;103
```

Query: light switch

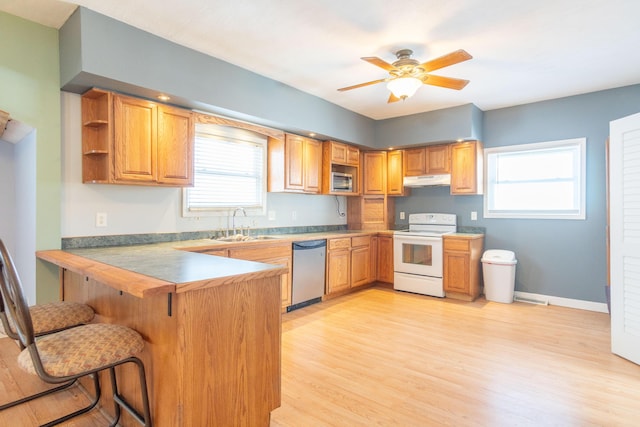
471;211;477;221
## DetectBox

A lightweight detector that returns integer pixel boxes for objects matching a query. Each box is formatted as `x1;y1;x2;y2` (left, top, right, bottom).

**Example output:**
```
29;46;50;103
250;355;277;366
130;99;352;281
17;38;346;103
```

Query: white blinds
185;125;266;211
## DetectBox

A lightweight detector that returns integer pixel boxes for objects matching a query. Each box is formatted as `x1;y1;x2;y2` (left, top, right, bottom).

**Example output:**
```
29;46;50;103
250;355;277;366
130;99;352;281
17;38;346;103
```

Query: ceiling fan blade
419;49;472;73
387;93;401;103
337;78;386;92
361;56;398;72
422;74;470;90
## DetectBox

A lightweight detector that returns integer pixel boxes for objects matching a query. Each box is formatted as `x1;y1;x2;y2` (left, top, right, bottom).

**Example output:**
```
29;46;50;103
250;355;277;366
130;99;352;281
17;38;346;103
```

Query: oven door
393;234;443;278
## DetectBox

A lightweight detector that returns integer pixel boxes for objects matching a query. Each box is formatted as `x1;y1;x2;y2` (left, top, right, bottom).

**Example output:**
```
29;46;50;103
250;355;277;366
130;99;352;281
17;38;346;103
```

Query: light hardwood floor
270;285;640;426
2;284;639;426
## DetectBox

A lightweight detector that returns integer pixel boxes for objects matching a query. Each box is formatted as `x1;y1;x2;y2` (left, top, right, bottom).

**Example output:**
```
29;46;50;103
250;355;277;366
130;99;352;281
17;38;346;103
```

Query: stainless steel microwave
331;172;353;192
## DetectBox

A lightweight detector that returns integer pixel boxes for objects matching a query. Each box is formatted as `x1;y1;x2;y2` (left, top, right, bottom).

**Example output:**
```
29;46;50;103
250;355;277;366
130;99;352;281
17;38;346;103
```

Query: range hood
403;174;451;187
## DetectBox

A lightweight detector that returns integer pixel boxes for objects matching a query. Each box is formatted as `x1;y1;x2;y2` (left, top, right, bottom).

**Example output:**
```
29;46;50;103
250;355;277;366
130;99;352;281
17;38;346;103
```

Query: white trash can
481;250;517;303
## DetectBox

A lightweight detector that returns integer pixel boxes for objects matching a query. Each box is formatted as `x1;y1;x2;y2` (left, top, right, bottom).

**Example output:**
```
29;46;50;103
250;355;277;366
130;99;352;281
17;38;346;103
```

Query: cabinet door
377;236;394;283
404;147;426;176
443;251;470;293
363;151;387;195
346;146;360;166
451;141;483;195
157;105;194;185
327;249;351;294
330;141;348;164
304;138;322;193
113;95;157;183
387;150;406;195
351;245;371;287
426;144;451;174
285;134;305;191
370;236;378;282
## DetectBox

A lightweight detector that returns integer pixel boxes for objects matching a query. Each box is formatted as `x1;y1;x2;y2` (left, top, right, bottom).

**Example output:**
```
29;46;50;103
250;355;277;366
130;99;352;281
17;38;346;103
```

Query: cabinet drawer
444;238;470;252
329;238;351;250
351;236;370;248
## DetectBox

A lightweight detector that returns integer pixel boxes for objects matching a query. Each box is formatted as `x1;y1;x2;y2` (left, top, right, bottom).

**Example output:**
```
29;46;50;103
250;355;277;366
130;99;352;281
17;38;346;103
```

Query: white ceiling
3;0;640;120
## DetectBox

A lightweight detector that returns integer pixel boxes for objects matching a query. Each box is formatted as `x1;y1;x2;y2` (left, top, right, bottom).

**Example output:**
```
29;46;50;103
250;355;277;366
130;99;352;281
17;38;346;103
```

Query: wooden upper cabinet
387;150;409;196
113;95;158;183
274;133;322;194
321;141;360;196
363;151;387;195
82;88;194;187
285;134;305;190
403;145;451;176
426;144;451;174
451;141;483;195
157;105;194;186
303;138;322;193
329;141;359;166
403;147;426;176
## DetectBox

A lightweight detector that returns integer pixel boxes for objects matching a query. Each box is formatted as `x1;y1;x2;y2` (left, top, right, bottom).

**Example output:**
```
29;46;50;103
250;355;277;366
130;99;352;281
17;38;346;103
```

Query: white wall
0;140;16;256
61;92;347;238
1;132;37;304
14;132;36;304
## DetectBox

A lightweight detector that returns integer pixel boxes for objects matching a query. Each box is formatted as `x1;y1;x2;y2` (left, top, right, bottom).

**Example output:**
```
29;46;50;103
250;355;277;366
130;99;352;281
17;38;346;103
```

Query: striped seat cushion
18;323;144;377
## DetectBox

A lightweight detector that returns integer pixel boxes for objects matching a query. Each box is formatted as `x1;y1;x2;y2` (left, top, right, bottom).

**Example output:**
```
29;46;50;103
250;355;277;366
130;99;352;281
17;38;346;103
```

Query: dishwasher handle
293;239;327;250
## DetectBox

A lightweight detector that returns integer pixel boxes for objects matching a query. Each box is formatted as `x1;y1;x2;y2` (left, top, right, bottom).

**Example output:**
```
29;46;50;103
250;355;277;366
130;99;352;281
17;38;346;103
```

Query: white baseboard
513;291;609;313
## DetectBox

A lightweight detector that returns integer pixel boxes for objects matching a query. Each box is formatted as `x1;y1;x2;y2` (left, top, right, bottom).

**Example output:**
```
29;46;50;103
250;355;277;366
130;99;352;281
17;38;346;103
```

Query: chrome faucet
232;207;247;235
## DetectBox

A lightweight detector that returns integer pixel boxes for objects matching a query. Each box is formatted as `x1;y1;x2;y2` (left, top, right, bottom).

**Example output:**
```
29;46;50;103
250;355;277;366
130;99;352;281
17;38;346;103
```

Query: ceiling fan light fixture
387;77;422;100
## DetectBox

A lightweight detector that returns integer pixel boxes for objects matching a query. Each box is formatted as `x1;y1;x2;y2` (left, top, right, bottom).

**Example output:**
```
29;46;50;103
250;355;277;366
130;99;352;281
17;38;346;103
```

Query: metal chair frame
0;240;152;426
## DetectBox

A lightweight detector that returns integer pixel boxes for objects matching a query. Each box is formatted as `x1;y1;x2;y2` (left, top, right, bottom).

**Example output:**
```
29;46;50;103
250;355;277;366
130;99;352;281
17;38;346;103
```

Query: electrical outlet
96;212;108;227
291;211;297;221
400;211;406;220
268;210;276;221
471;211;478;221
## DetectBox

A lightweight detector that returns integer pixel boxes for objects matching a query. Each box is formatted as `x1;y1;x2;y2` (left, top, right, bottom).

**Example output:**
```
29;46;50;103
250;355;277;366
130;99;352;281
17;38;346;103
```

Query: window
484;138;586;220
183;124;267;216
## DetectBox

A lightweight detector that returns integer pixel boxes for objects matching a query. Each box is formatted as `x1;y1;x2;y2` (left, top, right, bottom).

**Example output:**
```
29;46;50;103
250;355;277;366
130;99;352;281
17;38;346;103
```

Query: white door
610;112;640;365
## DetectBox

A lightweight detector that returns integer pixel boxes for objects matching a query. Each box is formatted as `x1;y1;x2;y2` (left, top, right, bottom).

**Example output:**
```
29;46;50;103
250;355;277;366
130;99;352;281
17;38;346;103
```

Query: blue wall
396;85;640;303
59;7;375;146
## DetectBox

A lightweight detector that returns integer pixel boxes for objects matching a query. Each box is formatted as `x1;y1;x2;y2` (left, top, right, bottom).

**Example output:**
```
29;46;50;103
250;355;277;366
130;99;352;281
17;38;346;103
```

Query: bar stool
0;240;152;426
0;239;95;411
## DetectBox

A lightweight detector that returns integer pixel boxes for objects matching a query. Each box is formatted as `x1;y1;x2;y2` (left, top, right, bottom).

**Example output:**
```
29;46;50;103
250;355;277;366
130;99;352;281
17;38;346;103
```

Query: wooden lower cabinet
326;236;372;296
228;243;293;311
61;269;280;426
351;236;371;287
443;234;484;301
326;241;351;294
376;235;394;283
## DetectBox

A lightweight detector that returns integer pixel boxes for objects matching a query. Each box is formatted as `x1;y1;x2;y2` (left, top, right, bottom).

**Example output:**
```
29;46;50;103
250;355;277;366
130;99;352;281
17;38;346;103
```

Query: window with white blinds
183;124;267;216
484;138;586;219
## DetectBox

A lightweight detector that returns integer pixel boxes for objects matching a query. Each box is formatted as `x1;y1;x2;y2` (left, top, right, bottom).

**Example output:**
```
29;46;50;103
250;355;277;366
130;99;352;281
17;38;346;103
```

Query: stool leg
40;373;101;427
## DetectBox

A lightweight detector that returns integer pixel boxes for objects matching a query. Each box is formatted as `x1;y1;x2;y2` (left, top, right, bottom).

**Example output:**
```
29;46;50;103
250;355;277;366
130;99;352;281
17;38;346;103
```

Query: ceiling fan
338;49;472;103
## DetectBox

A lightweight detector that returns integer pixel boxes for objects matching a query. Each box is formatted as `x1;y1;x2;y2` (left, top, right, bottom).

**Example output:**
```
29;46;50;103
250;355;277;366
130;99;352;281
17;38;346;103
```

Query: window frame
182;124;267;217
483;137;587;220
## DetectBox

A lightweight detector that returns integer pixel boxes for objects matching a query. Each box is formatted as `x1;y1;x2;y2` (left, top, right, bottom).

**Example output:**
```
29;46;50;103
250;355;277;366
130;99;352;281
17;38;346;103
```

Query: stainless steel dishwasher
289;239;326;311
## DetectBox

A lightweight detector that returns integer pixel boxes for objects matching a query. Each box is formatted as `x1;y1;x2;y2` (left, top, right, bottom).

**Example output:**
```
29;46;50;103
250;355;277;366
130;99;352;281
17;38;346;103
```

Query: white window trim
182;125;267;217
483;138;586;220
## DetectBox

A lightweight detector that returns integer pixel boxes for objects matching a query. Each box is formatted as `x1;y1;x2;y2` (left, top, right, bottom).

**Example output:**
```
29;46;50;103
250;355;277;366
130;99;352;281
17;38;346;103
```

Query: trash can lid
481;249;517;265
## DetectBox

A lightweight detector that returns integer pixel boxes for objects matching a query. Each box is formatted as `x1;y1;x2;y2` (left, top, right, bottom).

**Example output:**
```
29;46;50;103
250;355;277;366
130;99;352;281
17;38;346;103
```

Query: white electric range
393;213;457;297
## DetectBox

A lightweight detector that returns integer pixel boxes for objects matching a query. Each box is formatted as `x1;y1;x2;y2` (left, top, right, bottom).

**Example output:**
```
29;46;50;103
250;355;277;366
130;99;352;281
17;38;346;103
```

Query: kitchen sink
214;234;280;242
